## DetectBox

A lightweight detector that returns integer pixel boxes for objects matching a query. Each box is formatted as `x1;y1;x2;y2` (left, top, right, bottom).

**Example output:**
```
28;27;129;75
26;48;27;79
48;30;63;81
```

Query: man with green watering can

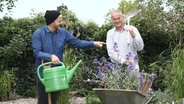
32;10;105;104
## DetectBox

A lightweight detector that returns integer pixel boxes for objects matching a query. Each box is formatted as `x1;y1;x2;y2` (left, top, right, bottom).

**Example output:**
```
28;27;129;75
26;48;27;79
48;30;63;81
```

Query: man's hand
126;26;136;38
51;55;60;64
94;41;106;48
123;60;130;65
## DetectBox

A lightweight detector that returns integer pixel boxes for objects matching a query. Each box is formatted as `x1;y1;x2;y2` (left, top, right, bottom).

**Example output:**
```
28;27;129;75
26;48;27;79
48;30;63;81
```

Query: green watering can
37;60;82;93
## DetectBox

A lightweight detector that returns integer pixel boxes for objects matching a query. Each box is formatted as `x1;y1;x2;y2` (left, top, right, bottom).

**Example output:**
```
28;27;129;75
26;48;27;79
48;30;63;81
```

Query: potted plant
84;52;157;104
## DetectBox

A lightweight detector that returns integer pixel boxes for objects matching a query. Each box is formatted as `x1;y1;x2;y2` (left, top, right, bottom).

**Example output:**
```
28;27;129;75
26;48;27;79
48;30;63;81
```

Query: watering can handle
37;62;65;83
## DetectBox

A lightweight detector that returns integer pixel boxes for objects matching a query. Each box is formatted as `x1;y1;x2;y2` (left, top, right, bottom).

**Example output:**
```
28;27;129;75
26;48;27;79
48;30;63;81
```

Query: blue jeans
36;77;60;104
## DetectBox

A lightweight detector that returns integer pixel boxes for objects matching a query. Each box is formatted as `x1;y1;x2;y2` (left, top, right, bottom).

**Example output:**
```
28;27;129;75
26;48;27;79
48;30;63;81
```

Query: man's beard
55;25;61;30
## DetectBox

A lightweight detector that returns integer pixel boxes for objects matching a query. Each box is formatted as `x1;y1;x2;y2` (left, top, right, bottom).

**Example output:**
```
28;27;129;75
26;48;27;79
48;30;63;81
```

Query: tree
0;0;17;12
119;0;139;14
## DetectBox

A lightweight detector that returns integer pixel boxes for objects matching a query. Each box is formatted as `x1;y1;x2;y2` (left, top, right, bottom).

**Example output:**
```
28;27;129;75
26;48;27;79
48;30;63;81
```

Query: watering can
37;60;82;93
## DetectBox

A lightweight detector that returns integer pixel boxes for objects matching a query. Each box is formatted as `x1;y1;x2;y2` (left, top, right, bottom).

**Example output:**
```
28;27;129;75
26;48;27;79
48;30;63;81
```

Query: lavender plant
139;70;157;96
84;52;157;96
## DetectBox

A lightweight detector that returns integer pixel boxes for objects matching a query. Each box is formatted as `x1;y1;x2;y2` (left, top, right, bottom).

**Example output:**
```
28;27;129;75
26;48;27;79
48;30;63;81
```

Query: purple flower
101;66;109;72
88;53;157;90
106;62;113;67
134;55;139;62
97;71;103;78
139;81;144;86
97;66;101;72
112;64;121;72
138;71;144;86
93;58;99;64
128;62;135;70
150;73;157;79
147;79;152;84
101;57;107;63
125;62;135;74
139;75;144;81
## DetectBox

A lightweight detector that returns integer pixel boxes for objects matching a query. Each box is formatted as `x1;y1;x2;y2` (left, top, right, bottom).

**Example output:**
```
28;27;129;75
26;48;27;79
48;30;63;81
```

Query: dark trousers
36;77;60;104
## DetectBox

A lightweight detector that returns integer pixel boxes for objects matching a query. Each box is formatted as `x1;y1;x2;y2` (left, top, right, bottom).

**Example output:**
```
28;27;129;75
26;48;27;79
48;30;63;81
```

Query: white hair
111;10;125;19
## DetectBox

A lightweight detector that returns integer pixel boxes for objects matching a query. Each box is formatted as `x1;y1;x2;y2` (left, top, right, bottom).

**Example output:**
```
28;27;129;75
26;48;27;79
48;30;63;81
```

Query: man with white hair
106;10;144;68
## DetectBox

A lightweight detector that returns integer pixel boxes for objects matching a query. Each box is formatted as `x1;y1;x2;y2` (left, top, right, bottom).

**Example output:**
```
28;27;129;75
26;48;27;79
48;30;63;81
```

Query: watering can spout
67;60;82;83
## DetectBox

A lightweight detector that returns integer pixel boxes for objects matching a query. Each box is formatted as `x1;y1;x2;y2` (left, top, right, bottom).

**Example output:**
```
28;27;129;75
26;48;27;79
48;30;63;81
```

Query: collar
114;27;126;33
44;25;58;33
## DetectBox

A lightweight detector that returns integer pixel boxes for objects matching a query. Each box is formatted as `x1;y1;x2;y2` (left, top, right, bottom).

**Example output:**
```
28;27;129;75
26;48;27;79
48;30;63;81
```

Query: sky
1;0;122;26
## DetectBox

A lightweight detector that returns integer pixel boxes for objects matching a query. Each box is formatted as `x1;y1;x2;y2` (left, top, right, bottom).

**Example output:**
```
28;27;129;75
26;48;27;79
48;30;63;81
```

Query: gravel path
0;98;37;104
0;97;86;104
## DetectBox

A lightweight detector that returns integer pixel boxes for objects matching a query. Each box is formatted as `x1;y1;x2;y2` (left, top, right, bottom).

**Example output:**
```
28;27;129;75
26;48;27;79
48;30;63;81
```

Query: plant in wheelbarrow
84;52;157;104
